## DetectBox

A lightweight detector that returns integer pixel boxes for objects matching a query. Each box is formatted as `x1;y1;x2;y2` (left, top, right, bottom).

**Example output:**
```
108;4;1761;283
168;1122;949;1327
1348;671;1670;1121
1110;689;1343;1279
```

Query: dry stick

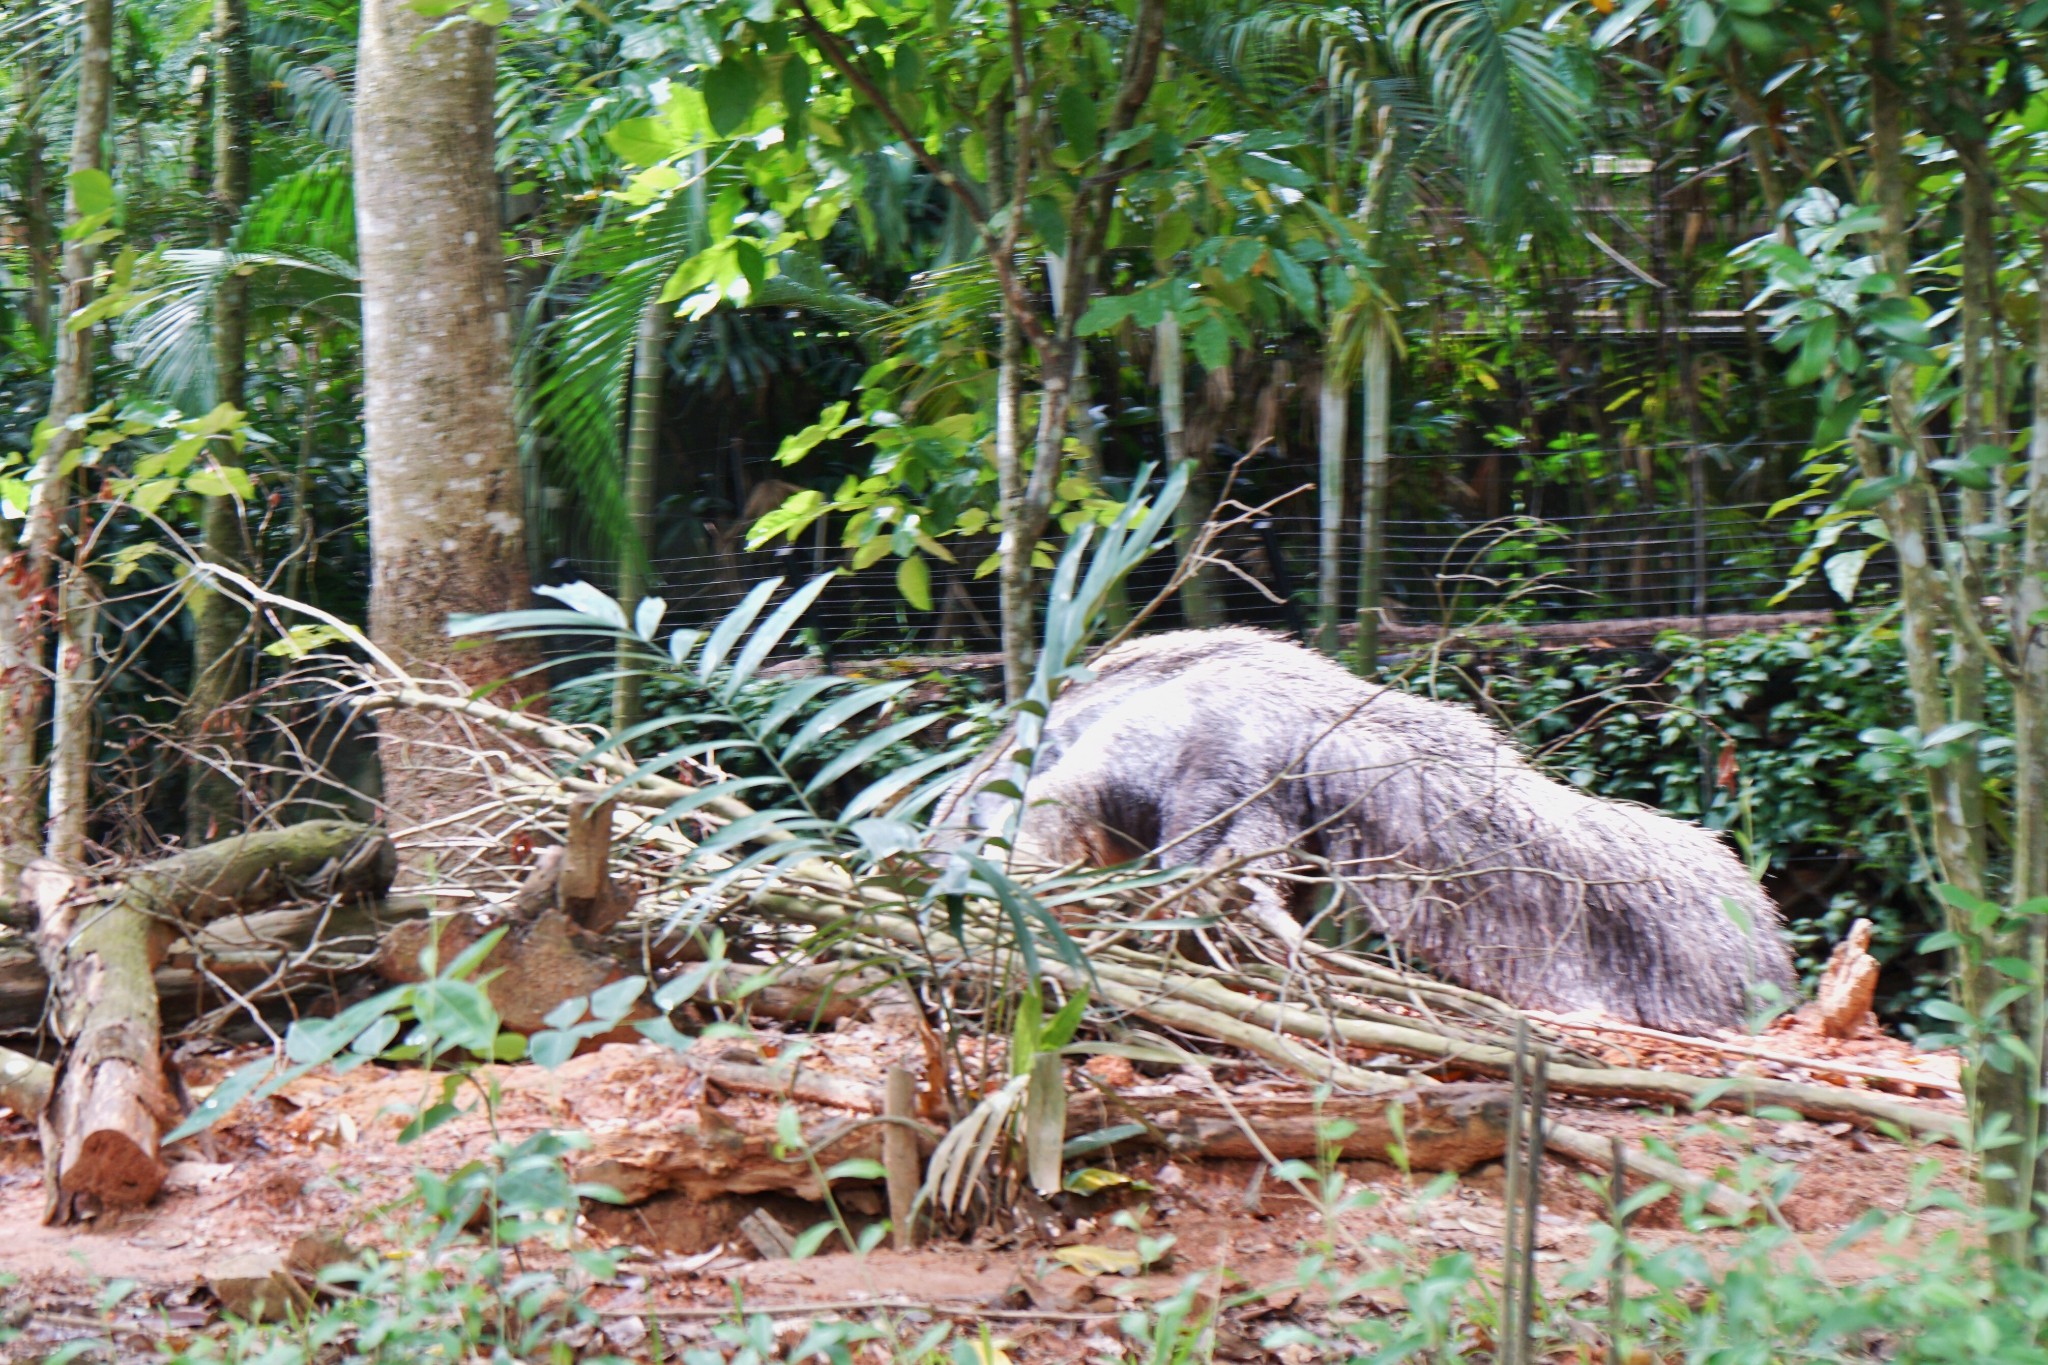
1544;1015;1963;1096
1609;1134;1628;1365
1067;951;1956;1138
752;882;1961;1139
1515;1046;1548;1361
1500;1024;1527;1365
883;1067;919;1251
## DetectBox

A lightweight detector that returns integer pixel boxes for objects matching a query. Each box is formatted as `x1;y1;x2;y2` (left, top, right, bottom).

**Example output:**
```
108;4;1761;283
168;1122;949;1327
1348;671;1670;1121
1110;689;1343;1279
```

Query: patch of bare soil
0;1022;1972;1363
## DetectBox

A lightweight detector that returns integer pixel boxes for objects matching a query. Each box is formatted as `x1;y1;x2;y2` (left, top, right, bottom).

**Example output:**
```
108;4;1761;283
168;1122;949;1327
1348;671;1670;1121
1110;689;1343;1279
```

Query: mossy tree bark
354;0;541;834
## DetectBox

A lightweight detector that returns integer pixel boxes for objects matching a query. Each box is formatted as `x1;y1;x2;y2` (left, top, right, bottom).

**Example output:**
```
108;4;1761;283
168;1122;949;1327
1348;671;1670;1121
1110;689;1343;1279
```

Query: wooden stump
1813;918;1881;1039
376;810;644;1039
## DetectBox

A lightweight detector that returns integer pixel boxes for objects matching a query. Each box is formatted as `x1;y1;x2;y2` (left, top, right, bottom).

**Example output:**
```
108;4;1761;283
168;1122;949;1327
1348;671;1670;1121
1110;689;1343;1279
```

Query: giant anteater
936;628;1797;1033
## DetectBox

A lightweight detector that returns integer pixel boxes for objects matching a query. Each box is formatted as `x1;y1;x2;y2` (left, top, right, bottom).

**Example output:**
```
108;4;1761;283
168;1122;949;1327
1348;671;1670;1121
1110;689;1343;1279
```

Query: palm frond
120;245;356;408
119;168;359;408
520;193;703;560
1387;0;1585;238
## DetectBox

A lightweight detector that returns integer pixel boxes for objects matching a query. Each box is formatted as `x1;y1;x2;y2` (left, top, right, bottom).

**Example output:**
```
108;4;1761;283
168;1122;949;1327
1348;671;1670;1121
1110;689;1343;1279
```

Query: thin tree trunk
184;0;254;843
996;308;1031;702
2012;237;2048;1241
1070;348;1128;630
355;0;541;837
1;0;113;897
1316;349;1347;655
994;0;1164;681
1044;257;1126;633
1865;0;2006;1243
285;329;320;608
1867;7;1986;904
1159;315;1221;628
1355;323;1391;671
44;568;96;864
613;292;667;737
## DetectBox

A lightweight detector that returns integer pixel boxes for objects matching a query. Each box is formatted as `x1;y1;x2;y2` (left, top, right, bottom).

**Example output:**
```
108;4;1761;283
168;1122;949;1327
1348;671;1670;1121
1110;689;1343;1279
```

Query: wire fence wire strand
546;491;1875;658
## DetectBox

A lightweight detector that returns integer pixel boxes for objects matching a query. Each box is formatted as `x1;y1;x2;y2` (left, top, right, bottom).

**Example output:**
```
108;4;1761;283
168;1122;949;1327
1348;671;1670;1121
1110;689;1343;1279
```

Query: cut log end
68;1126;168;1208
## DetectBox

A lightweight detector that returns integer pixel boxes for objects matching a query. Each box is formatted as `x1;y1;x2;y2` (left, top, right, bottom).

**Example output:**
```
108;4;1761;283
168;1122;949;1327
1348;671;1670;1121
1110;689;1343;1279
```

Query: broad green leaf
823;1158;887;1182
67;168;115;218
184;466;255;500
704;61;761;137
1049;1245;1144;1276
699;576;783;680
1239;152;1309;188
1056;86;1098;159
722;573;834;695
163;1056;272;1144
789;1221;837;1260
590;976;648;1022
263;623;353;658
896;554;932;611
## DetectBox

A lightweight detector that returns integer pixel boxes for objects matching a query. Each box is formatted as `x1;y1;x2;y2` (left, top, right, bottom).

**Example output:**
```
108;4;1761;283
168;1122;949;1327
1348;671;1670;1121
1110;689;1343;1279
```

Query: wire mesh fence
547;484;1869;659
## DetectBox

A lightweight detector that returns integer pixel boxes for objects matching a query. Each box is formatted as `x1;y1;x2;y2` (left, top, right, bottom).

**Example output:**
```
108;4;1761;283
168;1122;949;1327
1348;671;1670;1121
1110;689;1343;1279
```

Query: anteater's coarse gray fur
937;628;1797;1034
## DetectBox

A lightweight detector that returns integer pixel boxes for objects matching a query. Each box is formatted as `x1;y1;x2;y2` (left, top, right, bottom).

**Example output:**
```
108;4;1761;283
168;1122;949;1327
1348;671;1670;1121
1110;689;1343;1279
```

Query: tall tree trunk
354;0;539;836
2011;238;2048;1247
1;0;113;896
1316;350;1347;655
612;293;667;737
183;0;254;844
1354;323;1391;671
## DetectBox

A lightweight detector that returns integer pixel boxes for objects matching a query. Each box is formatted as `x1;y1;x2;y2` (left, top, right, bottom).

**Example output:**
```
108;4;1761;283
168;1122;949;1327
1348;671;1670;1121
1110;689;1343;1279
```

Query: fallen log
1068;1083;1509;1171
35;821;393;1223
2;895;435;1037
579;1048;1507;1206
575;1104;888;1204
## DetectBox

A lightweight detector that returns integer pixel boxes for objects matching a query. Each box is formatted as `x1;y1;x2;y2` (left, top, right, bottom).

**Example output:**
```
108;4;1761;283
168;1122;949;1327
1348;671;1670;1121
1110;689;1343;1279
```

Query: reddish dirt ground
0;1016;1974;1363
